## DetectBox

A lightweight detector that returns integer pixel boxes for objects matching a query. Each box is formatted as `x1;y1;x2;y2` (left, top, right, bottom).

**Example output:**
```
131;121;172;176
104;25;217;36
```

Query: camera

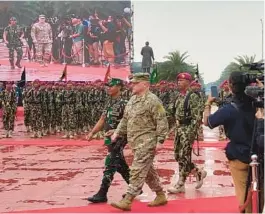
242;62;264;108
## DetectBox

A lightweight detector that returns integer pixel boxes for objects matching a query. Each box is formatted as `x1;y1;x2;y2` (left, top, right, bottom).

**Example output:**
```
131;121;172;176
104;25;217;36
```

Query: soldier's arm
31;25;36;43
48;24;52;42
189;93;202;127
114;103;129;136
151;98;169;143
3;28;8;43
90;115;105;135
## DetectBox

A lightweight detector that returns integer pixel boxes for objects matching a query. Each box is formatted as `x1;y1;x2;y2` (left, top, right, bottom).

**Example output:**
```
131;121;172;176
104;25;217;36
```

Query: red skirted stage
0;59;130;82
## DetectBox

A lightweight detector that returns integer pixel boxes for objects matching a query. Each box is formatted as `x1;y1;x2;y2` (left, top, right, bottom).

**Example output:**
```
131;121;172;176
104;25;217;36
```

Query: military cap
130;73;150;83
9;17;17;21
105;78;123;87
177;72;192;81
190;80;198;87
33;79;40;83
39;14;46;18
67;81;73;85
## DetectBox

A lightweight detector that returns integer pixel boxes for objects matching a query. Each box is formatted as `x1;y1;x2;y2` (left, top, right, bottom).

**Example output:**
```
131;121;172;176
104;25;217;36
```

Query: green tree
157;51;197;81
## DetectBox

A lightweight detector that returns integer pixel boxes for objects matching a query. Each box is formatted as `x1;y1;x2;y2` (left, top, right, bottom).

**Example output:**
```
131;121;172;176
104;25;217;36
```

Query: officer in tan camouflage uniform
1;82;17;138
31;14;53;67
110;73;169;211
167;73;207;194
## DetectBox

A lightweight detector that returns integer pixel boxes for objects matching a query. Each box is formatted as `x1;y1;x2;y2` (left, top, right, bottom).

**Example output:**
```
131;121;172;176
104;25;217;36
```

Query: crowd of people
2;10;132;68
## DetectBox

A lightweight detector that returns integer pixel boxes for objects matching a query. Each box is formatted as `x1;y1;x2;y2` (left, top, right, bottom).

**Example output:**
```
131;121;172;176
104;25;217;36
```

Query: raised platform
0;42;130;82
0;60;130;82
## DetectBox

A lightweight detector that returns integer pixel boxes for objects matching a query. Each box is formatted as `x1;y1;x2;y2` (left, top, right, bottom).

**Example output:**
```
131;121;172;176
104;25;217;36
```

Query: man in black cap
86;78;133;203
3;17;23;69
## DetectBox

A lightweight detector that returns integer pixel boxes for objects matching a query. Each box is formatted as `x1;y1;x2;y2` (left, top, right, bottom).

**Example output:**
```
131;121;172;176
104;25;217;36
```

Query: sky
133;1;264;83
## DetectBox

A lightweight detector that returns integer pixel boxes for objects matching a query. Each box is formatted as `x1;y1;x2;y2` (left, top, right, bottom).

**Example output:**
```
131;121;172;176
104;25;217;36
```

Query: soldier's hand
86;132;94;141
111;132;118;142
105;129;114;137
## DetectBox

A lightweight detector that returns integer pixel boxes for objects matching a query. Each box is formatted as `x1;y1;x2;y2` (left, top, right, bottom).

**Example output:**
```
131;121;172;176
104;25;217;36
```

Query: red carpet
0;59;130;82
12;196;238;213
0;138;227;148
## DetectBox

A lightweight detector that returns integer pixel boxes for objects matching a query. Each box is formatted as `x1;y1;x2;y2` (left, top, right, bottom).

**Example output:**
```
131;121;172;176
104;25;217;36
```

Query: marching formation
0;76;231;141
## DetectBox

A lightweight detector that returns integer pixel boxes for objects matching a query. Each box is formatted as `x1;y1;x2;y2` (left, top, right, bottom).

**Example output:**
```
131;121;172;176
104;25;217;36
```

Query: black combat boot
87;187;108;203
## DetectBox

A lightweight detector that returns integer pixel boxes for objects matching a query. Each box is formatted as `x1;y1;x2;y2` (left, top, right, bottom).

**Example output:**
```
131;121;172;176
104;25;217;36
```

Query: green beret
105;78;123;87
130;73;150;83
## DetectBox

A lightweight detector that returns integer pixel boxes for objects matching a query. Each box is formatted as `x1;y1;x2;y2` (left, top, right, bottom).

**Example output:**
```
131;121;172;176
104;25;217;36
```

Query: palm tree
158;51;196;81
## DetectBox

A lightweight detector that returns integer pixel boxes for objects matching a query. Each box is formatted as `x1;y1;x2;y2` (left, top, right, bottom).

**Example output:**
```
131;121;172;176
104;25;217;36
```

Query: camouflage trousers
219;125;226;140
62;104;76;132
31;104;42;132
42;107;49;131
48;108;56;130
8;45;23;64
24;106;31;127
35;43;52;63
127;139;163;196
3;107;16;131
99;141;130;193
174;125;198;183
55;107;62;128
75;109;84;131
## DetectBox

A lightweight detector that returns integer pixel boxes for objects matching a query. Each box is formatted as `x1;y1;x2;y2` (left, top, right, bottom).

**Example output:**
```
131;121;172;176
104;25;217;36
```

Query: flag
150;65;158;84
17;67;26;88
59;64;67;81
104;64;111;83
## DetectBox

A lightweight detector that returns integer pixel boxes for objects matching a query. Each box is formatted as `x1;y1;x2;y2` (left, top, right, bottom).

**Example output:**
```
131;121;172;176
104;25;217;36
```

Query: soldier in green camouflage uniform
47;82;57;134
86;78;131;203
111;73;168;211
190;80;205;141
23;82;33;132
1;82;17;138
61;81;76;138
30;79;43;138
3;17;23;69
167;73;207;194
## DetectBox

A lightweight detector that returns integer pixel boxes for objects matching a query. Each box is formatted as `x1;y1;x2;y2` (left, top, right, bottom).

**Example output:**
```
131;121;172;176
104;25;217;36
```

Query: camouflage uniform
88;78;131;203
111;73;168;211
217;84;232;141
1;83;17;137
30;80;43;138
31;15;53;65
168;73;206;194
61;82;76;138
4;17;23;68
22;83;32;132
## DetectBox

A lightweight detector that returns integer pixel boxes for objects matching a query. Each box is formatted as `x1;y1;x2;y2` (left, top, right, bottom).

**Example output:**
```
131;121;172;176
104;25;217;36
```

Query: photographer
203;71;258;213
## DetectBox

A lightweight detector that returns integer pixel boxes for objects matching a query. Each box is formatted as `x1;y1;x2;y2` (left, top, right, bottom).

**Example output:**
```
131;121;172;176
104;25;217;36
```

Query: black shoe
122;190;143;198
87;194;107;203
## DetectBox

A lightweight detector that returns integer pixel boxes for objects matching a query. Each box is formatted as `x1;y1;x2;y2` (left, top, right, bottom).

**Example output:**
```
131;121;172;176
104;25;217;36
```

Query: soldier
61;81;76;138
1;82;17;138
110;73;168;211
30;79;43;138
3;17;23;69
217;80;232;141
31;14;53;67
190;80;204;141
167;73;207;194
86;78;132;203
22;82;33;132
